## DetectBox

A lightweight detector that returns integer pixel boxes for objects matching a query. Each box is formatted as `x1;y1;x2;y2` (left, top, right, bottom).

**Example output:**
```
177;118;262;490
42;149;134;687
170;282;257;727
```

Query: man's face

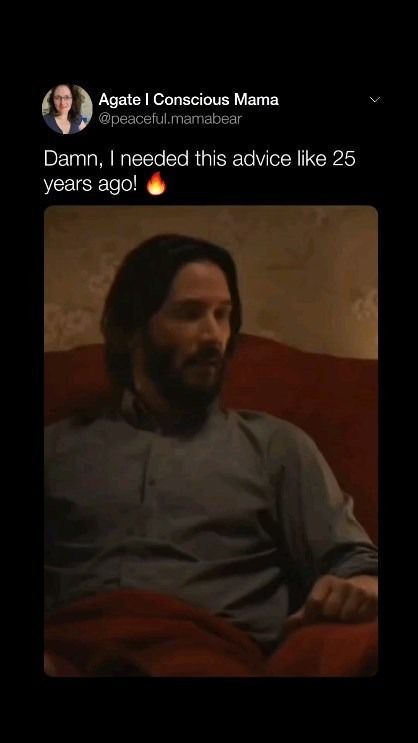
136;261;233;410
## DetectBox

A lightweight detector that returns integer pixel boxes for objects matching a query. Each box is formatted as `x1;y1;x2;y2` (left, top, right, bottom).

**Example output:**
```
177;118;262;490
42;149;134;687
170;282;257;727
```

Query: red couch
44;333;378;676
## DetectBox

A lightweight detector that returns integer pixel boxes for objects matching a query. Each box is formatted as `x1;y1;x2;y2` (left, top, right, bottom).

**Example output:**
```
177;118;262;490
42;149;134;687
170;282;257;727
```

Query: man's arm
270;424;378;624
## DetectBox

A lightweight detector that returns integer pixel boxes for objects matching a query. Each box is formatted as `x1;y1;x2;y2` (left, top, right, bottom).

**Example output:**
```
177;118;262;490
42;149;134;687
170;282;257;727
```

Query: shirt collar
120;388;222;434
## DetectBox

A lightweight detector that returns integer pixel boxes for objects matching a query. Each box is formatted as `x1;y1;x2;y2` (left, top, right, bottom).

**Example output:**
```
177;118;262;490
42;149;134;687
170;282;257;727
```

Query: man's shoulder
228;408;327;476
45;416;94;455
44;416;81;439
44;411;126;459
45;414;105;437
229;407;303;433
228;408;314;450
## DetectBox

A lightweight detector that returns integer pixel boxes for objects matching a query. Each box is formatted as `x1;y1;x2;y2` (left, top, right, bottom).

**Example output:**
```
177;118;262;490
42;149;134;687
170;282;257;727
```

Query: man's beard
140;332;227;412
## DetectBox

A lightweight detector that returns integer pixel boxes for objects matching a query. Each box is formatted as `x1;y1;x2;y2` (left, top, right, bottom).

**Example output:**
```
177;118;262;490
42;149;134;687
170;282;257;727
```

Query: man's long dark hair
101;234;242;390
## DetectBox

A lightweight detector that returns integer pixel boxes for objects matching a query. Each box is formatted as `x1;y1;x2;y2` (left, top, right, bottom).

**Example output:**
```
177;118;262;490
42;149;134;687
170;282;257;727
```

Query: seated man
44;234;378;677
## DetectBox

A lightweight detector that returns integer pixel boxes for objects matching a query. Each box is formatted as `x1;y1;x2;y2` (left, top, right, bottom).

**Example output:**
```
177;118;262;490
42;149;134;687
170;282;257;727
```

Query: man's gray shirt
44;396;378;652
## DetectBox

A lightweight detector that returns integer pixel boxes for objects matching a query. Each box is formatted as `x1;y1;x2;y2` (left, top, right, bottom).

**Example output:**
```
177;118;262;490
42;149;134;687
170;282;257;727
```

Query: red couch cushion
45;343;109;425
44;334;377;543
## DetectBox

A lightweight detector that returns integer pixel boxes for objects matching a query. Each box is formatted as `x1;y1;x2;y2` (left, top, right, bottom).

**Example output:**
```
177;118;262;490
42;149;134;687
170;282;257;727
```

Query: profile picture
42;84;93;134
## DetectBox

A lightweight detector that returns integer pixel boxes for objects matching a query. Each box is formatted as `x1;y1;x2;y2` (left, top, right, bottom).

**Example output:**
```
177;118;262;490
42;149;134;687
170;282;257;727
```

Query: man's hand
284;574;378;634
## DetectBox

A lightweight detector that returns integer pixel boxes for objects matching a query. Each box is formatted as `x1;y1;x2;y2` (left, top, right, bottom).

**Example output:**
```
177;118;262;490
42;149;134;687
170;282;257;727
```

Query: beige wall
44;206;378;358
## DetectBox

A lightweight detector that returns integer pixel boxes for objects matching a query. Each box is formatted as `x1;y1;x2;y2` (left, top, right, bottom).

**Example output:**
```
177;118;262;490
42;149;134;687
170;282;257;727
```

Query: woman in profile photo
43;84;87;134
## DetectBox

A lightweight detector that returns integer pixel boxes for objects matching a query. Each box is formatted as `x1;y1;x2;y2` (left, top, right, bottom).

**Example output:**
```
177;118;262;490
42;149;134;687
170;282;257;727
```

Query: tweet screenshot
42;85;382;679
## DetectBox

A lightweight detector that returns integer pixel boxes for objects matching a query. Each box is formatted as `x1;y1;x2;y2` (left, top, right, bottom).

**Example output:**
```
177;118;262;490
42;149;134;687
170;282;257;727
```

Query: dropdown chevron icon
369;97;381;102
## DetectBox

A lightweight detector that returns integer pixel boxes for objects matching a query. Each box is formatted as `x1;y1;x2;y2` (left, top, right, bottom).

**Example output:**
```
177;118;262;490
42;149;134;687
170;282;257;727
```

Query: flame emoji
147;171;166;195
